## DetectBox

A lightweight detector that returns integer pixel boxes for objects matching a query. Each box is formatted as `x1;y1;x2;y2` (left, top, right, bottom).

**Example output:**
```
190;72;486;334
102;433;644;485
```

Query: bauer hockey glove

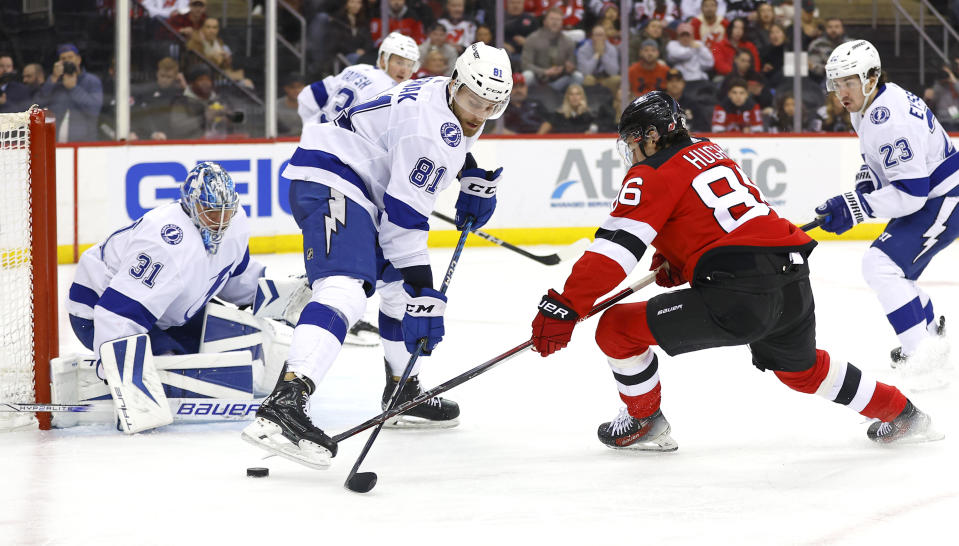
402;283;447;355
455;152;502;230
531;289;580;356
650;252;687;287
854;164;878;194
815;190;873;235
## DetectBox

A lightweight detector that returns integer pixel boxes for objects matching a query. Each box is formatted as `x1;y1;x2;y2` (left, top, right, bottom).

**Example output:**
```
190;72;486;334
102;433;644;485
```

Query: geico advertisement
66;137;861;246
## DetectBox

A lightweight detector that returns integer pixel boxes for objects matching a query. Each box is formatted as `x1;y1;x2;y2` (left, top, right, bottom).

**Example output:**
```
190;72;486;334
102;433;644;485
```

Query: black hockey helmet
618;91;688;142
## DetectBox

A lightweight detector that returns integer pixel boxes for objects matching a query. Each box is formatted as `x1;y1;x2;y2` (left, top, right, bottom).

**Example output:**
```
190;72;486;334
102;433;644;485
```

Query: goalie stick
431;211;589;265
334;270;659;444
344;218;474;494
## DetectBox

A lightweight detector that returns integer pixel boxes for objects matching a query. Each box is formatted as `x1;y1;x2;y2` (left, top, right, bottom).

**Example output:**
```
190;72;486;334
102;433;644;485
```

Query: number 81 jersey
597;138;812;283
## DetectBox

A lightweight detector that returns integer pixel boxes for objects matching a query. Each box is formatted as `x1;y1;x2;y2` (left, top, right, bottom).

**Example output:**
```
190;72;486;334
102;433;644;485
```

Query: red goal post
0;107;58;431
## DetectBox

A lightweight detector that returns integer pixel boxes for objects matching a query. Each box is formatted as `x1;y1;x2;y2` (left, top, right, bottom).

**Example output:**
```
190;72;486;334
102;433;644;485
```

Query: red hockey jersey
561;138;812;313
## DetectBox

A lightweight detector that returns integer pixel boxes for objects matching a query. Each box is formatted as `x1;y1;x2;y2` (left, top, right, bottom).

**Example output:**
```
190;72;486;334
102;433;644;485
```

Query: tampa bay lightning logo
161;224;184;245
870;106;891;125
441;122;462;147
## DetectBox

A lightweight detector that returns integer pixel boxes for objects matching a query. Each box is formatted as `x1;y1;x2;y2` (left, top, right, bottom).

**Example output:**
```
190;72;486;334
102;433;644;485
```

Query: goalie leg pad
100;335;174;434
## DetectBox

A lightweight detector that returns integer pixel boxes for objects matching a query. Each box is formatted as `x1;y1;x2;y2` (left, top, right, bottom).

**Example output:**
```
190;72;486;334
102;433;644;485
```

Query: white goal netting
0;111;38;430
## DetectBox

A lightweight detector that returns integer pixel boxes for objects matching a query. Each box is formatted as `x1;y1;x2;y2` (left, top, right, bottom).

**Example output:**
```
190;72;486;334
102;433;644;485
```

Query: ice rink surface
4;240;958;545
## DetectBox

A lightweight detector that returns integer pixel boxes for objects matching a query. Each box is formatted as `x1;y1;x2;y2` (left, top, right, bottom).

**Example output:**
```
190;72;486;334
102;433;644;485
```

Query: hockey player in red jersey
530;91;942;450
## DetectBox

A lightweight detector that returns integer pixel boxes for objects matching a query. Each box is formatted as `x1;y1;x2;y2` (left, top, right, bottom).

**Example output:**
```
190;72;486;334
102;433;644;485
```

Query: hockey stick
0;403;94;413
333;270;658;445
800;218;824;232
431;211;590;266
344;218;474;494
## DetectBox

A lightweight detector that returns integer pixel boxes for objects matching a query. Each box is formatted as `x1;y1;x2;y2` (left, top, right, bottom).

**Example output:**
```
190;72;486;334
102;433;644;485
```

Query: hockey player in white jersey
242;43;512;469
297;32;420;126
66;162;270;432
815;40;955;385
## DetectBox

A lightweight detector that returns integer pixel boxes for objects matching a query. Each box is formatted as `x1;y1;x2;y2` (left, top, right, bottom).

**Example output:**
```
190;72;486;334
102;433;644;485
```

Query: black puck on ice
246;467;269;478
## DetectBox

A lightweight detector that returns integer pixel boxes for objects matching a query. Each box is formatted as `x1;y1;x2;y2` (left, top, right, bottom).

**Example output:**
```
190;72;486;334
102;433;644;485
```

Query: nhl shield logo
870;106;890;125
161;224;184;245
440;122;462;147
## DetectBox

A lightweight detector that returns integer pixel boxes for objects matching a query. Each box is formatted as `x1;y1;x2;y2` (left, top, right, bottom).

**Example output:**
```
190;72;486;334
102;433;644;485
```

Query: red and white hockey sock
775;349;907;422
607;349;662;420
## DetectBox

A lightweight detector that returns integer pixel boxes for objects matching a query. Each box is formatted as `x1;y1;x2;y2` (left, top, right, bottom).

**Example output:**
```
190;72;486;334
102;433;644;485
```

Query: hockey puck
246;467;269;478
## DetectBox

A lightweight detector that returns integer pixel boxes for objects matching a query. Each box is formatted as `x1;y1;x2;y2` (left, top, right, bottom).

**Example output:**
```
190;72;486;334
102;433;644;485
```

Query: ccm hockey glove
402;283;447;355
455;152;502;230
650;252;687;287
531;289;580;356
815;190;873;235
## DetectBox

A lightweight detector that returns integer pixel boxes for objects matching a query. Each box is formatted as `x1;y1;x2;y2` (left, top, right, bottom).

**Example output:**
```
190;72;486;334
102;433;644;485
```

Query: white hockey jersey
853;82;959;218
66;202;265;357
297;64;399;126
283;76;481;270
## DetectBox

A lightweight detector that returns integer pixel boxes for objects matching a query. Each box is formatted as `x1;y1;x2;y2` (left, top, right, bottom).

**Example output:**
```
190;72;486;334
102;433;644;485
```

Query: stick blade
345;471;378;493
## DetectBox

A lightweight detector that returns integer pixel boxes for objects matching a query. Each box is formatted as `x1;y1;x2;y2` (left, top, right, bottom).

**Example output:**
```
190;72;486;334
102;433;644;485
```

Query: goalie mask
617;91;688;167
449;42;512;121
181;161;239;255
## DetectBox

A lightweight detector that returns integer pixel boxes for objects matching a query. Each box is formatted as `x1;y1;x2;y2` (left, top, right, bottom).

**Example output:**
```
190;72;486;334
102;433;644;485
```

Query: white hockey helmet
825;39;881;95
378;32;420;72
449;42;513;120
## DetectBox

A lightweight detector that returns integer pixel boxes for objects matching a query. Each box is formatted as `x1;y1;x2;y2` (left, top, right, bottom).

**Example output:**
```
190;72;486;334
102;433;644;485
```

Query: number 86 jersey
565;138;813;307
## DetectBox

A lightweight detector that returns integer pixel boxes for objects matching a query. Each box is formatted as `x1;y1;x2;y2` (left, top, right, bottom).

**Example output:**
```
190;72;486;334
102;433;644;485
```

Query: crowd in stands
2;0;954;141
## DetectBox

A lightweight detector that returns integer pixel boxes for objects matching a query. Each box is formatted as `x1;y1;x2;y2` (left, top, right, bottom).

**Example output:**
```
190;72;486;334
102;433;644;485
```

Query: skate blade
383;415;460;429
605;433;679;452
241;418;332;470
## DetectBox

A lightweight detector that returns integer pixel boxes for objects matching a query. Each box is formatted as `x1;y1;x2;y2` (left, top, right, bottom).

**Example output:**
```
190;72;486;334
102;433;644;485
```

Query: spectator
691;0;729;50
712;17;760;75
504;0;539;65
413;48;451;79
747;77;774;112
631;0;681;28
767;91;821;133
751;1;775;50
666;22;714;86
720;49;761;95
798;2;821;49
759;22;787;87
503;72;547;134
142;0;189;18
0;53;30;113
169;64;235;139
531;0;586;32
664;68;698;129
420;23;458;71
438;0;477;52
169;0;207;40
632;18;668;61
807;17;850;82
328;0;375;65
597;2;621;45
924;60;959;131
725;0;761;21
277;73;305;137
627;39;670;98
711;77;763;132
22;63;46;103
577;25;621;111
475;24;493;45
187;17;231;71
821;89;852;133
37;44;104;142
371;0;426;44
132;56;184;140
521;7;583;92
538;83;596;134
679;0;727;21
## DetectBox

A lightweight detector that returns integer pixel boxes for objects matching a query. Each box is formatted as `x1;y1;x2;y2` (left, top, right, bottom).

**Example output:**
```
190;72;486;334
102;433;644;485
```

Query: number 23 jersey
561;138;813;313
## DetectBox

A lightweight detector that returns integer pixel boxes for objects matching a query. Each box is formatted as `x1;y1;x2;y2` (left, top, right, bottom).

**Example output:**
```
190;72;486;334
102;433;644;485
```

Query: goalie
63;162;287;433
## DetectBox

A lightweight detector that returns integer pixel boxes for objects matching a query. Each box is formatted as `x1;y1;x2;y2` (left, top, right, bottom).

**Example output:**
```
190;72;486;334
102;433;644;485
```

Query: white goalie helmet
378;32;420;72
825;39;881;96
449;42;513;120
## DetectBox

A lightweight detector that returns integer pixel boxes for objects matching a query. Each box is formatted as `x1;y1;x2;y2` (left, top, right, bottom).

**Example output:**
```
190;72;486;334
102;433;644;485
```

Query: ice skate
344;319;380;347
382;363;459;429
598;407;678;452
241;373;337;469
867;400;944;444
890;317;952;391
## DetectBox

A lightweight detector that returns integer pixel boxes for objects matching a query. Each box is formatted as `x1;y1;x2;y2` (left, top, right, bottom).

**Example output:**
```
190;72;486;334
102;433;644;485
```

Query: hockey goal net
0;107;58;431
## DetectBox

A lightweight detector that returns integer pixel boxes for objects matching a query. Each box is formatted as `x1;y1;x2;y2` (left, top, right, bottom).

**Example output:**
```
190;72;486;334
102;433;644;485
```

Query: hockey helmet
378;32;421;74
181;161;239;255
449;42;513;120
617;91;688;166
825;39;881;97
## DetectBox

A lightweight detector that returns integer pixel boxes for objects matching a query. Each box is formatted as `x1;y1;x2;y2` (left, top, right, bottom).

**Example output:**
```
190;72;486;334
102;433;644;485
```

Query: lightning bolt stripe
324;189;347;256
914;196;959;263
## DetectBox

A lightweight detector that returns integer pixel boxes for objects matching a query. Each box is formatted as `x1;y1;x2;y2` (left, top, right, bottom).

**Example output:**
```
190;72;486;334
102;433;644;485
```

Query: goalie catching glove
455;152;502;230
531;289;579;356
